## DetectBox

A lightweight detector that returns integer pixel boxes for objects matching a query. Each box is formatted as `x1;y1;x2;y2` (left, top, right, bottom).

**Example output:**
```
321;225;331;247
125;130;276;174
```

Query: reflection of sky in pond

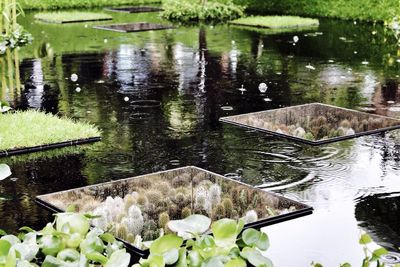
0;10;400;266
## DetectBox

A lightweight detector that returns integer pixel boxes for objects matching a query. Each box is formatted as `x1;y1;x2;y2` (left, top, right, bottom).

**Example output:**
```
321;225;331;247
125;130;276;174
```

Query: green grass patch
22;0;160;10
0;110;100;151
161;0;244;23
229;16;319;29
34;12;113;24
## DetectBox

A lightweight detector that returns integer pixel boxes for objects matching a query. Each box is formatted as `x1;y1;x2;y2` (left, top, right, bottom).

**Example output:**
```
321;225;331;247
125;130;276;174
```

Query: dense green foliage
133;215;273;267
0;110;100;151
233;0;400;21
21;0;160;10
230;16;319;29
34;12;112;24
161;0;244;23
0;210;131;266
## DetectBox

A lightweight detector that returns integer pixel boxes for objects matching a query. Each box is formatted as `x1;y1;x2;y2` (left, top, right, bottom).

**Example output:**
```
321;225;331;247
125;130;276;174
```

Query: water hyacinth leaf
240;247;273;267
65;233;82;249
0;229;6;236
150;234;183;255
104;249;131;267
40;235;64;256
225;258;247;267
1;235;20;246
188;250;202;267
19;226;35;233
201;256;225;267
56;213;90;236
13;232;39;261
359;233;372;245
197;235;215;249
42;255;64;267
86;251;108;265
5;247;16;267
16;260;37;267
100;233;116;244
175;248;187;267
56;248;80;262
142;254;165;267
0;164;12;181
79;235;104;254
242;229;270;251
0;240;11;262
372;247;388;260
211;218;238;248
167;215;211;237
163;248;180;265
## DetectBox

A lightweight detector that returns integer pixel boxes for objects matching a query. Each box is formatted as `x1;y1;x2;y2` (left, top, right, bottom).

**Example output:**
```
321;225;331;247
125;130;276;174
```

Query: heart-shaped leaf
105;249;131;267
240;247;273;267
150;234;183;255
167;215;211;237
211;219;238;248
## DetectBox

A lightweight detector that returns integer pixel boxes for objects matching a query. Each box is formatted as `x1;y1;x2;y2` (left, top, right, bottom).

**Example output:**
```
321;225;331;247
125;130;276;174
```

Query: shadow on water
0;11;399;265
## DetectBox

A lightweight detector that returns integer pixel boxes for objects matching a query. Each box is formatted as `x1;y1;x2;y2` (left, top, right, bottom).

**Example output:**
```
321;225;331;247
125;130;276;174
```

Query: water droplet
361;61;369;65
293;35;299;43
75;87;81;92
264;98;272;102
354;51;358;54
124;97;129;102
238;84;247;93
258;83;268;93
70;73;78;82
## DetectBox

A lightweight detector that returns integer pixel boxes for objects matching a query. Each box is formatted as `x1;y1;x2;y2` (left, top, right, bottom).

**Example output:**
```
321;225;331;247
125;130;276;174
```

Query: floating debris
75;87;81;92
305;64;316;70
263;98;272;102
96;80;105;84
124;97;130;102
70;73;78;82
258;83;268;93
293;35;299;43
328;59;335;63
221;106;234;111
361;61;369;65
354;51;358;54
387;100;395;104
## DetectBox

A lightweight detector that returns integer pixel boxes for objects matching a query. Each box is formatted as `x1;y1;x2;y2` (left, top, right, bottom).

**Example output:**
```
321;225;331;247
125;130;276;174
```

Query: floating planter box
36;166;312;257
104;6;163;13
220;103;400;145
93;22;174;33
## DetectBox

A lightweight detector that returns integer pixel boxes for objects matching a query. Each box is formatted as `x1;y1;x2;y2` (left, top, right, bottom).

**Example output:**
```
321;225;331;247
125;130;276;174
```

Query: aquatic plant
161;0;244;23
133;214;272;267
0;211;130;266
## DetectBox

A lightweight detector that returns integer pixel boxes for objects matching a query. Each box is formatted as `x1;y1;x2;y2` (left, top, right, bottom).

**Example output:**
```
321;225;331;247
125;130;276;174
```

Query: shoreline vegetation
20;0;399;22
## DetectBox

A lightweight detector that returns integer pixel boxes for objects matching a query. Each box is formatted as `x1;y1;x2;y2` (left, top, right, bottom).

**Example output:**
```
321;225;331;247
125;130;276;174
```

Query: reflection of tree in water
0;153;88;232
355;193;400;251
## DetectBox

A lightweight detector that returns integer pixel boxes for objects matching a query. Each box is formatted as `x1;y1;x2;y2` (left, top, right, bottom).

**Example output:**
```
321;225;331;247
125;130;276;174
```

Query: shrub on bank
233;0;400;22
161;0;244;23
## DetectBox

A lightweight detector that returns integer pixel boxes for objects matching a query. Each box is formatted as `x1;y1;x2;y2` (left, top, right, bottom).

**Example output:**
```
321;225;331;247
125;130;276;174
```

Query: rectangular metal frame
93;22;174;33
220;103;400;145
36;166;312;257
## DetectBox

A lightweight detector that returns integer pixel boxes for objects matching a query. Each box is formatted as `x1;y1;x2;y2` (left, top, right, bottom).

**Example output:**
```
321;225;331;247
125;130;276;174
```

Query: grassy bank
0;110;100;151
230;16;319;29
34;12;112;23
21;0;161;10
233;0;400;22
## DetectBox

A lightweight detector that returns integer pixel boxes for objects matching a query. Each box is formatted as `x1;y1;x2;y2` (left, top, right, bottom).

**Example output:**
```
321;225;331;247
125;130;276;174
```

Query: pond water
1;9;400;266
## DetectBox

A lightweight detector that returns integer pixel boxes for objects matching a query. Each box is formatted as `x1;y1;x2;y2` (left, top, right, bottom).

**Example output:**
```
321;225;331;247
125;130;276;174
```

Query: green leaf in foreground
240;247;273;267
359;233;372;245
150;234;183;255
242;229;270;251
211;218;238;248
167;215;211;237
371;247;388;260
105;249;131;267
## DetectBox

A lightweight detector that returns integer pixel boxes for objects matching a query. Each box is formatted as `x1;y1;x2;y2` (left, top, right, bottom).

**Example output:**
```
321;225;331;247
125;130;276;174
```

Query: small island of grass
229;16;319;29
34;11;113;24
0;110;101;154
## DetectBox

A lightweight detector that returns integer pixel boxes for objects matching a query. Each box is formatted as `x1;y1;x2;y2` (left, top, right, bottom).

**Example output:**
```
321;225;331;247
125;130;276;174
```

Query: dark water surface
1;9;400;266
